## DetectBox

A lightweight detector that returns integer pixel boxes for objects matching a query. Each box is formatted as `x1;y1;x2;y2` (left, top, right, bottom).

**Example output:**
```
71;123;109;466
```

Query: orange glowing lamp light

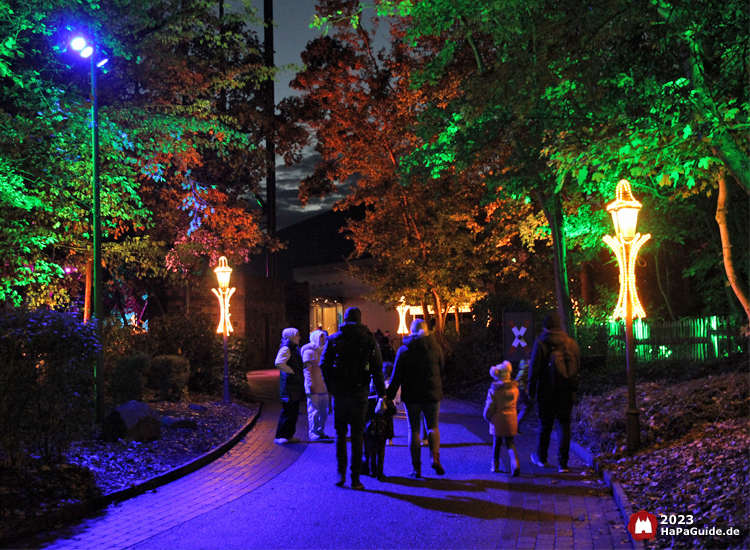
211;256;236;334
603;180;650;320
396;297;410;335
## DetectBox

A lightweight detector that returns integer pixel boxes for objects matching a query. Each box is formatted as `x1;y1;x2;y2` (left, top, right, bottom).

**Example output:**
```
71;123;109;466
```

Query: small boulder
162;415;198;429
188;404;208;412
102;400;161;442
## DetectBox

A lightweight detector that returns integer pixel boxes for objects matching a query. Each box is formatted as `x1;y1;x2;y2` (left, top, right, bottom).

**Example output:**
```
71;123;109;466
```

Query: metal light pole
212;257;235;403
603;179;651;452
71;36;108;422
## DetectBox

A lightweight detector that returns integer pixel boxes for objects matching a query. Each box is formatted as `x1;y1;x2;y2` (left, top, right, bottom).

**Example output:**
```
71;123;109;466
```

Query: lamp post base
626;408;640;452
223;331;230;404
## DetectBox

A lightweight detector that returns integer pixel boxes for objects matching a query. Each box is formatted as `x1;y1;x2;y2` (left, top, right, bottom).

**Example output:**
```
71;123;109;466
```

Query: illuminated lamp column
603;179;650;452
396;297;410;348
212;256;236;404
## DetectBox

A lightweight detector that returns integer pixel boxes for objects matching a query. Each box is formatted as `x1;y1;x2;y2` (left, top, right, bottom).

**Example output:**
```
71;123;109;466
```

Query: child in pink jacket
483;361;521;476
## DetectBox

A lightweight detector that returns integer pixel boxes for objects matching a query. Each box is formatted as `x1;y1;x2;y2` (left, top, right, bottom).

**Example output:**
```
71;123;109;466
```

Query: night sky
246;0;388;229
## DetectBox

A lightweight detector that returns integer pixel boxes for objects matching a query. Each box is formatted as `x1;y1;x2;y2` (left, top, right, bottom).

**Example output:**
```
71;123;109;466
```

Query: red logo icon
628;510;658;540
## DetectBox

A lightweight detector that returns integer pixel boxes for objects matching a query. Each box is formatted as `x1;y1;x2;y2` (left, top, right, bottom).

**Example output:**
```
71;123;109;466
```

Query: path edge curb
571;441;645;550
1;402;263;549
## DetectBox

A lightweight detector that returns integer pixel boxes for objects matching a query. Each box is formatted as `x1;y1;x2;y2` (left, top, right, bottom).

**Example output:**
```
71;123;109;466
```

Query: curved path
17;371;633;549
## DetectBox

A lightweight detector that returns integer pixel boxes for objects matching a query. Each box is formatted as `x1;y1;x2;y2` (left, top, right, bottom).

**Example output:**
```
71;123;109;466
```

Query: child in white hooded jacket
483;361;521;476
300;329;330;440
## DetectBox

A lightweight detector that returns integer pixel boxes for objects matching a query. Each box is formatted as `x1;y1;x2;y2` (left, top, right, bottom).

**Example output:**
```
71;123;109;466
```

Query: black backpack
547;341;579;396
331;335;374;390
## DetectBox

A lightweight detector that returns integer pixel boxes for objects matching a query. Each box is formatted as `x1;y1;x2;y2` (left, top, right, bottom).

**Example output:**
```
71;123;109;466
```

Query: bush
144;313;222;394
146;355;190;401
110;353;150;406
0;309;98;466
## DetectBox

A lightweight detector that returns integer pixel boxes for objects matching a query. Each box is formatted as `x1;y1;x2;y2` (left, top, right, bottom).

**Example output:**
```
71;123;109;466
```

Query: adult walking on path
528;311;581;473
386;318;445;478
320;307;386;490
274;327;305;445
301;329;331;440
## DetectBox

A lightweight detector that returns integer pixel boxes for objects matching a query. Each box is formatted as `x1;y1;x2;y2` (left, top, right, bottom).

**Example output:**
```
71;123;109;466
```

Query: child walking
362;364;396;480
483;361;521;476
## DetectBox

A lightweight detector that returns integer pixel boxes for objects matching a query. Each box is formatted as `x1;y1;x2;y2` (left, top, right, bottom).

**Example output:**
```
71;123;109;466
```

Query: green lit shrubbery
0;309;98;466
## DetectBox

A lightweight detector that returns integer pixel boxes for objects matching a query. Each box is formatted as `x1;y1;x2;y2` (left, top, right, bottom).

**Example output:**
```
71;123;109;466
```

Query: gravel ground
0;399;258;544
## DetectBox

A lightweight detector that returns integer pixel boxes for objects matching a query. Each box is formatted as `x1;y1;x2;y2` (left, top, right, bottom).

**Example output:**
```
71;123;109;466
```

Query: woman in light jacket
301;329;330;440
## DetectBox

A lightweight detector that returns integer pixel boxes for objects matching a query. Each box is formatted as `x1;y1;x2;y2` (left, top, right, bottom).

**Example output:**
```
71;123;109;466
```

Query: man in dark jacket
386;319;445;478
320;307;386;490
528;312;581;473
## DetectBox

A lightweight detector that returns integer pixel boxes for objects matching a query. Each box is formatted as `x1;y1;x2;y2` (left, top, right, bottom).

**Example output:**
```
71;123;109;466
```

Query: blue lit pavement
16;371;633;550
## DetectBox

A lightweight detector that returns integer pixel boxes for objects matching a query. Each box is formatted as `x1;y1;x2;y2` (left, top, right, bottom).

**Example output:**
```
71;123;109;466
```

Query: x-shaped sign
511;325;527;348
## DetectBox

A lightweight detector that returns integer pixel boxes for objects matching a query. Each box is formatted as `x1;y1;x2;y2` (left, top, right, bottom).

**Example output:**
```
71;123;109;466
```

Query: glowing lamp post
603;179;650;452
396;298;410;336
212;256;236;404
69;34;108;422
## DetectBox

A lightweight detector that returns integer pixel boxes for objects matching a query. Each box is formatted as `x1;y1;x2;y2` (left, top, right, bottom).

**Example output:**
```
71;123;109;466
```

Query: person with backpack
527;311;581;473
320;307;386;490
386;319;445;478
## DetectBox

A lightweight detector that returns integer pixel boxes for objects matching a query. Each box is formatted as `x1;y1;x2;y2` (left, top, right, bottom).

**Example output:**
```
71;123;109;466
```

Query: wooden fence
603;315;746;362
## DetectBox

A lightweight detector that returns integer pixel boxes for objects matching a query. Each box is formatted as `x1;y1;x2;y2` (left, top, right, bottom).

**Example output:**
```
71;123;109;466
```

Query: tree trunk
535;189;576;339
83;257;93;323
454;309;460;335
580;261;595;307
430;290;451;352
715;169;750;321
654;246;676;321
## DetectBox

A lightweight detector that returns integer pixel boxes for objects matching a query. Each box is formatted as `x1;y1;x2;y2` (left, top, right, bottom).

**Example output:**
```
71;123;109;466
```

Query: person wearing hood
386;319;445;478
301;329;330;440
320;307;386;490
527;312;581;473
483;361;521;476
273;327;305;445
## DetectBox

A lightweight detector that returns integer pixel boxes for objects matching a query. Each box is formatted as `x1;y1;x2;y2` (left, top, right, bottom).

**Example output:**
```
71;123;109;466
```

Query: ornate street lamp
69;34;108;422
212;256;236;403
396;297;410;336
603;179;650;452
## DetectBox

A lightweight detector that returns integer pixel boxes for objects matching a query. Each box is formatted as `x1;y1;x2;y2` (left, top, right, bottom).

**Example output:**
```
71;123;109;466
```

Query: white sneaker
274;438;288;445
309;433;320;441
491;462;501;473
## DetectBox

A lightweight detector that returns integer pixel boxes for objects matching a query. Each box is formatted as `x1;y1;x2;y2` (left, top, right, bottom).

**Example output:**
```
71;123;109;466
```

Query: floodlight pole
91;50;103;424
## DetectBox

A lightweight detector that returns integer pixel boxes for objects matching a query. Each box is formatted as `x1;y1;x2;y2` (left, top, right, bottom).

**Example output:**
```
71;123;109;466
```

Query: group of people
272;308;579;490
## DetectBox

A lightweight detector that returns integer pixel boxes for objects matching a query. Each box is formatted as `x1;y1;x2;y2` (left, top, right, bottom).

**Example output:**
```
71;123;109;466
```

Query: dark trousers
536;400;573;466
363;434;387;477
333;395;368;479
275;400;301;439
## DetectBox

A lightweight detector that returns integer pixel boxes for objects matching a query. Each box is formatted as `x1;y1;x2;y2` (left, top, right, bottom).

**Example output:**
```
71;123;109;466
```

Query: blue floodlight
71;36;87;51
80;46;94;58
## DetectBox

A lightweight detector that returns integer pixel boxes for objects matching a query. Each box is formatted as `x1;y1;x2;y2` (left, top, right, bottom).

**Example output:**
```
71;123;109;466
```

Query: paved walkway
14;373;633;550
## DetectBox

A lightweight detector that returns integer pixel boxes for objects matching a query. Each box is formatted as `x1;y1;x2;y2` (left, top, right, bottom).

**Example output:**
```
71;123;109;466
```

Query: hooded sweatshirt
300;329;328;394
386;328;444;403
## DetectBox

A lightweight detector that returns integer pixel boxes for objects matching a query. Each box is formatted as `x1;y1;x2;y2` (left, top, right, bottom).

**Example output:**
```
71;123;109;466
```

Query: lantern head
214;256;232;290
606;179;642;241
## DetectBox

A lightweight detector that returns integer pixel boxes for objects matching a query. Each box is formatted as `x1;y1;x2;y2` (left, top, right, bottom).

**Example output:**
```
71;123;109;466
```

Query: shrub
144;313;222;394
146;355;190;401
0;309;98;466
110;353;150;405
